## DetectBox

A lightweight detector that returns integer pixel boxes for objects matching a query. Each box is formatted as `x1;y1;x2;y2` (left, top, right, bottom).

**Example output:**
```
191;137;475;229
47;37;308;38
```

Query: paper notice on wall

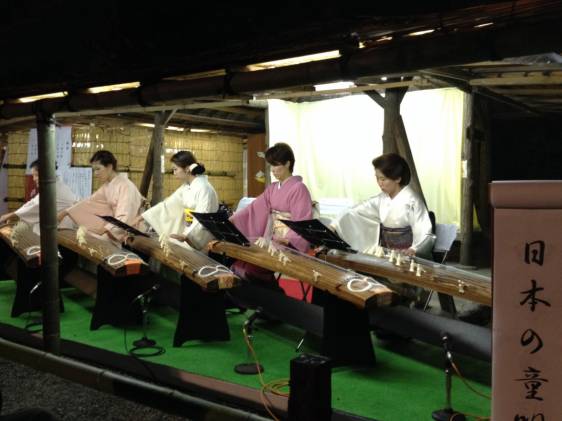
59;167;92;199
26;126;72;174
0;146;7;214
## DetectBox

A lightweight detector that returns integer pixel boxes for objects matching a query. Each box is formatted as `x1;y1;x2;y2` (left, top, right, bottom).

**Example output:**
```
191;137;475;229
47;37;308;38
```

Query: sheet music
26;126;72;174
59;167;92;199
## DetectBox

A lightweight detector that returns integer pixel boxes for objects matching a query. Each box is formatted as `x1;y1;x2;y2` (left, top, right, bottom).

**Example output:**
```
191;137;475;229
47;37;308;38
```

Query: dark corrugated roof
1;1;559;99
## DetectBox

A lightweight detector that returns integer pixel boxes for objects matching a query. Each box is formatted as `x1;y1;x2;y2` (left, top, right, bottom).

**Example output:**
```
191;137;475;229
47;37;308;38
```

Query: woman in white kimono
58;150;143;244
332;153;433;258
137;150;219;250
0;159;77;234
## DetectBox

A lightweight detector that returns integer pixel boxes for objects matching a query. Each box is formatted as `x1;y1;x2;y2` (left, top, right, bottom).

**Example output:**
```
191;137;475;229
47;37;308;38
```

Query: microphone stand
129;284;164;357
432;334;466;421
235;309;264;375
24;281;43;333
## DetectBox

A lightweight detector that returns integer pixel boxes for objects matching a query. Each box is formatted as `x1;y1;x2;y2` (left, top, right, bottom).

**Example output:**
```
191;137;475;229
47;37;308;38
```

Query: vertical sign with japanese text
491;181;562;420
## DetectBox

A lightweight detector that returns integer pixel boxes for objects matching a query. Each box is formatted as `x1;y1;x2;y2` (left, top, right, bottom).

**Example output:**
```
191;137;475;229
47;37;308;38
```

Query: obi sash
184;207;194;225
379;224;413;250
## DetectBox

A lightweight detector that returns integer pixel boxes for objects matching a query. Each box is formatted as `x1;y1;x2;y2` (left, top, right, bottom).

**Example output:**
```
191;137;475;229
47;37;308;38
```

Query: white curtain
267;88;464;226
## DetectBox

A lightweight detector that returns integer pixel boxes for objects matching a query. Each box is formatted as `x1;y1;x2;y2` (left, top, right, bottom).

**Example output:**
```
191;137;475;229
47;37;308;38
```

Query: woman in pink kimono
230;142;313;283
58;150;143;244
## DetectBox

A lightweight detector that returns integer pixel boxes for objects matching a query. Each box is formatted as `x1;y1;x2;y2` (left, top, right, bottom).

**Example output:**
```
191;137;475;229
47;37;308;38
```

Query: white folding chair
423;223;458;314
433;223;458;264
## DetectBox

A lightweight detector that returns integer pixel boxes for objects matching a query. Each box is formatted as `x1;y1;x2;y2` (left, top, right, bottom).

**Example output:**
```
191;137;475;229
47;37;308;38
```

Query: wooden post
139;141;154;197
151;112;165;205
367;83;427;209
36;110;60;355
0;133;7;171
473;96;492;236
142;110;175;205
381;89;400;154
394;115;427;207
246;133;266;197
368;84;426;206
460;94;475;267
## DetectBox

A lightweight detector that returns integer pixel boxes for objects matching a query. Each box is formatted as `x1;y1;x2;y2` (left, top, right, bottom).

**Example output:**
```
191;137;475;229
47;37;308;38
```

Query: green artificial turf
0;280;491;420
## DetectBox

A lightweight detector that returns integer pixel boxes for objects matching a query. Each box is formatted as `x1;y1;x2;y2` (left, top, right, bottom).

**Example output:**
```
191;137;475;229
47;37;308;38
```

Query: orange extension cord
447;361;491;421
242;324;290;421
243;325;493;421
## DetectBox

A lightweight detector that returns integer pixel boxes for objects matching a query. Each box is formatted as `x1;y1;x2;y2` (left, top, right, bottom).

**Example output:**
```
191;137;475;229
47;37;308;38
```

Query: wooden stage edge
0;323;370;421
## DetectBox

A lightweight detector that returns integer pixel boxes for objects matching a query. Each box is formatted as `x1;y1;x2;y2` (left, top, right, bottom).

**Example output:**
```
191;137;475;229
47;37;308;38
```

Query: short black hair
265;142;295;172
29;159;40;170
90;150;117;170
170;150;205;175
372;153;411;186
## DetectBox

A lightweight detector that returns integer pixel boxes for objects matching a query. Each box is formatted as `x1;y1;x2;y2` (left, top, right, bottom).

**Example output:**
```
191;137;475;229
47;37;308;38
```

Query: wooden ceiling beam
470;75;562;86
465;64;562;74
254;79;430;101
472;87;542;115
208;106;265;118
53;99;251;118
420;69;472;93
488;87;562;95
517;98;562;104
171;112;263;128
116;114;255;136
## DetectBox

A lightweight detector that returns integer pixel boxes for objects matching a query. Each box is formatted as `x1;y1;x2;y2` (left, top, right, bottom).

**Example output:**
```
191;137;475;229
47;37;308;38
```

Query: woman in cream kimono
332;153;434;258
58;150;143;244
137;150;218;250
0;159;77;234
230;142;313;282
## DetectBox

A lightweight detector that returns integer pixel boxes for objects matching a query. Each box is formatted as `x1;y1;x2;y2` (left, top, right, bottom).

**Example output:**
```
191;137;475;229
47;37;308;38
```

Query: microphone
441;332;452;362
243;307;265;335
244;307;263;326
29;281;43;296
133;283;160;304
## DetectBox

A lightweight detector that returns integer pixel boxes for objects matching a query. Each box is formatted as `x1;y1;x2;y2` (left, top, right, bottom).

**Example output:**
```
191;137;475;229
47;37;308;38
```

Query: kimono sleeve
407;197;433;252
65;186;112;235
56;180;79;211
142;186;185;236
14;195;40;226
285;183;313;252
184;184;219;249
332;197;381;254
231;188;271;241
105;182;141;241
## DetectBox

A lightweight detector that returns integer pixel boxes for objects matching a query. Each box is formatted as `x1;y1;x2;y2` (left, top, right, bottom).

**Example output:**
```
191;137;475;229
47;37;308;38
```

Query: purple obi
379;225;413;249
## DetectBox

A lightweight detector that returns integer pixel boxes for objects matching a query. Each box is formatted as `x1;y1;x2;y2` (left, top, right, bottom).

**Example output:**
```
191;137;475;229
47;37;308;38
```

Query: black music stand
191;211;250;246
280;219;355;252
96;215;150;237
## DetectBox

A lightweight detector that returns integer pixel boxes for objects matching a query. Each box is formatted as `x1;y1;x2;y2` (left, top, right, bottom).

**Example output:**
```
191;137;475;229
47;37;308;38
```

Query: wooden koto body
0;223;41;268
321;250;491;306
127;235;240;292
57;228;148;277
208;241;393;309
